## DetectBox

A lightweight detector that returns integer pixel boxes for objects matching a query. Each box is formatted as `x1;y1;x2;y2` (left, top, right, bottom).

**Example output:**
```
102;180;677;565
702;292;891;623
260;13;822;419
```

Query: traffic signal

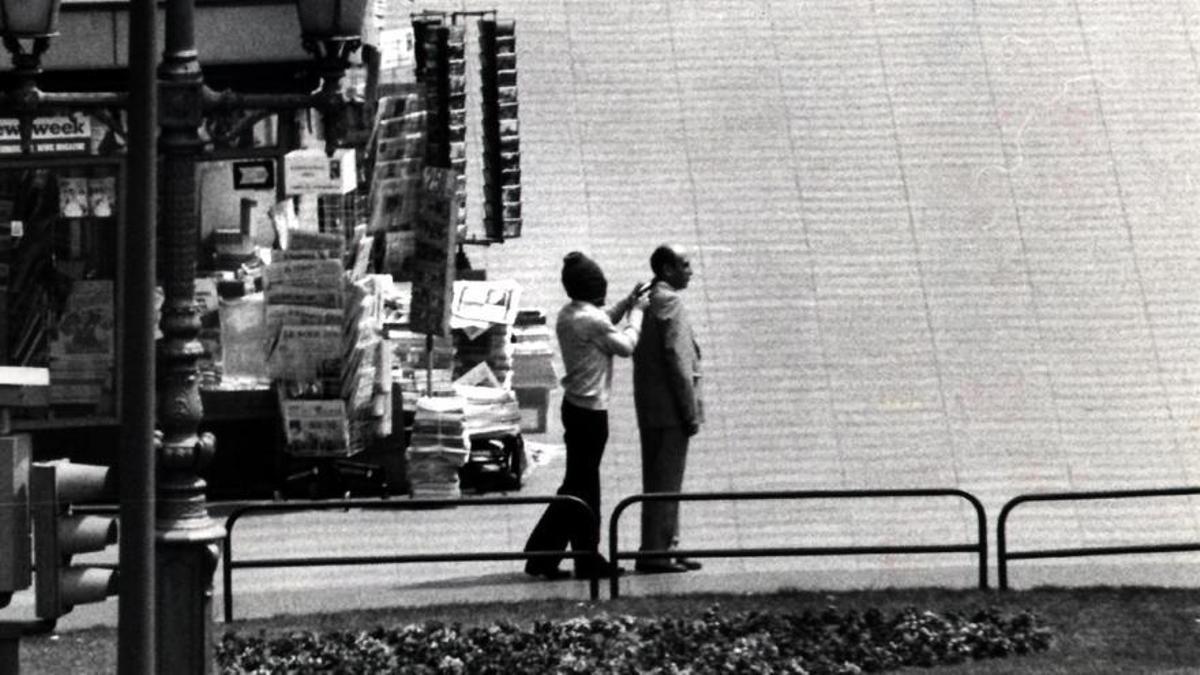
0;434;33;608
479;18;521;241
31;460;119;621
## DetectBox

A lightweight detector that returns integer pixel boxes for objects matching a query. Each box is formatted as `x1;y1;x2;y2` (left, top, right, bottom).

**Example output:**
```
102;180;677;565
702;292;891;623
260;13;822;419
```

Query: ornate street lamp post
2;0;367;671
154;2;224;668
158;1;366;670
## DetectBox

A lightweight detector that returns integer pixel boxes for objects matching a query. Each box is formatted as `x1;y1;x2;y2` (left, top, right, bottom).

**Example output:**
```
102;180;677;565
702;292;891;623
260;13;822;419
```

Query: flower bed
217;604;1052;673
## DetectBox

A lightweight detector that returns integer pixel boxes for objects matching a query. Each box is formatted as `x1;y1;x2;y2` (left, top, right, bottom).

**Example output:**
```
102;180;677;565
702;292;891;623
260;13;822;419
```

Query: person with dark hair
633;243;704;573
524;251;646;580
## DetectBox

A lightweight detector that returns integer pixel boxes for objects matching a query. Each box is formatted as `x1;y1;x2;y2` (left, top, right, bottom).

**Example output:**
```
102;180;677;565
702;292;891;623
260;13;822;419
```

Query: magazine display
267;234;352;456
48;279;115;410
408;167;459;336
0;13;538;501
367;87;427;275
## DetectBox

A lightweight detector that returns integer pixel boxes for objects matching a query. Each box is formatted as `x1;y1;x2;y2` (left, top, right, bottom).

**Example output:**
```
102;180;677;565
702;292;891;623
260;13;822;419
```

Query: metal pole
0;622;20;675
118;0;158;672
157;0;224;672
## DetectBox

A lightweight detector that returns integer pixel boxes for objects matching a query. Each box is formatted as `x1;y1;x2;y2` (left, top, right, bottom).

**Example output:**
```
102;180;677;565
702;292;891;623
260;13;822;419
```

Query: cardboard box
513;386;549;434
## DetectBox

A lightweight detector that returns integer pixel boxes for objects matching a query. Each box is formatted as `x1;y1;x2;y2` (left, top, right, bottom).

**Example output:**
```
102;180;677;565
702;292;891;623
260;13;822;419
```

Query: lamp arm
203;83;355;156
203;86;315;113
35;91;129;109
203;108;274;148
0;89;127;154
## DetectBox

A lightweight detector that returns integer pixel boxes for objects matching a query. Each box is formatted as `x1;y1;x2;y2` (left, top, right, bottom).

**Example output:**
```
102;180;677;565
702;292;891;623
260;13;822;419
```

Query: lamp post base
156;533;223;674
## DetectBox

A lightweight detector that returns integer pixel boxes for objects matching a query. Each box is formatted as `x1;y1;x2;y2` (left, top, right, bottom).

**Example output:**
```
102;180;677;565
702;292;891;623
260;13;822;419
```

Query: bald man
632;244;704;573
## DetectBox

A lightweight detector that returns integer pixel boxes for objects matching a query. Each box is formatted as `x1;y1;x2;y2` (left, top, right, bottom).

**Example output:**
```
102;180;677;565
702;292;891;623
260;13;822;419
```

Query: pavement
6;424;1200;635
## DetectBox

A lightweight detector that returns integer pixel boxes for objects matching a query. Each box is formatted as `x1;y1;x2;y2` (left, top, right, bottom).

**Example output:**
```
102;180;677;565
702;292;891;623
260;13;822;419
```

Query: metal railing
608;489;988;598
221;495;599;622
996;486;1200;590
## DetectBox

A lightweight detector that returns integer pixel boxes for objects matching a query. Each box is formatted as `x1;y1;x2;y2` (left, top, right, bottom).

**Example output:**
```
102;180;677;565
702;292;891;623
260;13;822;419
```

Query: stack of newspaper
406;394;469;498
459;385;521;439
453;363;522;438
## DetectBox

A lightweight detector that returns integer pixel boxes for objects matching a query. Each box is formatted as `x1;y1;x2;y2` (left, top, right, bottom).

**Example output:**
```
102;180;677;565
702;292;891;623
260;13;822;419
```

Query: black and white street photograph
3;0;1200;672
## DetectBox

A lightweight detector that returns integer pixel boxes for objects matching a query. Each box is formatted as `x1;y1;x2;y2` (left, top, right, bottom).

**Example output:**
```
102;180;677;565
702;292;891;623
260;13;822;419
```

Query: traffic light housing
0;434;33;608
31;460;119;621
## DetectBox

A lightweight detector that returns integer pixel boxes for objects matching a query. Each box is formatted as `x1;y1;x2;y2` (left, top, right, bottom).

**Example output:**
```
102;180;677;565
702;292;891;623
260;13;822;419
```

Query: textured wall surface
440;0;1200;568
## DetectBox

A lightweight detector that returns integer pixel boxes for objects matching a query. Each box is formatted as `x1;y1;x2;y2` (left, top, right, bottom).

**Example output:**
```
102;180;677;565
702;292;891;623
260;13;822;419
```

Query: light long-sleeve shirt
557;295;641;410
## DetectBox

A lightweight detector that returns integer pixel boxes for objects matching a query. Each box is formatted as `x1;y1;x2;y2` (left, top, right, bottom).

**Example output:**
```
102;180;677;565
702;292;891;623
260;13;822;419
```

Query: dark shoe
674;557;703;571
574;562;625;580
634;560;689;574
525;564;571;581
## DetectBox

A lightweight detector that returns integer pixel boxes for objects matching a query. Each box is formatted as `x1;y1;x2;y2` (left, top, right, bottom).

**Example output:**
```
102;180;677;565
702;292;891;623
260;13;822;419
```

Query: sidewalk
8;424;1199;633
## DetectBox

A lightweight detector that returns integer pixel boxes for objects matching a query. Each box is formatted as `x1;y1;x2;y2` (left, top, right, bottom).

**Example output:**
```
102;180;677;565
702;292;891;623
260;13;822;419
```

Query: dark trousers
524;401;608;571
639;425;690;553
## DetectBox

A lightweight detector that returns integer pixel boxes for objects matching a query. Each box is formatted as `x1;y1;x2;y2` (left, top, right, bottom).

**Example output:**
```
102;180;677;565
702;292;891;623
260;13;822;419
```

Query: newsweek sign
0;114;92;155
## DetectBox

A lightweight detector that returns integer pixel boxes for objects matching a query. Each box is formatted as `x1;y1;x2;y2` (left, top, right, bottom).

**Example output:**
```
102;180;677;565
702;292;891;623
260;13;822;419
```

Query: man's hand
685;420;700;437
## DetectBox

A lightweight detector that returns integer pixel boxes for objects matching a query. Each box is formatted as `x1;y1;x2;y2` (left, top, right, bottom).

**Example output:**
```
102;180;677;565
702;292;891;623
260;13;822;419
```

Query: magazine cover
219;293;269;384
58;176;89;218
268;324;343;381
368;178;419;232
87;175;116;218
50;279;114;358
281;398;351;456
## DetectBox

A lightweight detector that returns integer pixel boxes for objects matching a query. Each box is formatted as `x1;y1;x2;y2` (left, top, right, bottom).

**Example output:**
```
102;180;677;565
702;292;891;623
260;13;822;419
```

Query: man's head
561;251;608;304
650;244;693;290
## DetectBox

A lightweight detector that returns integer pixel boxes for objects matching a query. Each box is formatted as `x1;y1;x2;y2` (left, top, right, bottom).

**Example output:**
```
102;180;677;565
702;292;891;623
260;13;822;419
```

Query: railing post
608;504;618;600
222;525;235;624
585;497;600;601
997;499;1015;591
959;490;989;590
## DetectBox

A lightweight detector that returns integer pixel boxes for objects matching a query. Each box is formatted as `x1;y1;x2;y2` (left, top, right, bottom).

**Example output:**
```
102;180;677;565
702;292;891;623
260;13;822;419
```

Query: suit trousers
524;401;608;570
638;425;689;553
